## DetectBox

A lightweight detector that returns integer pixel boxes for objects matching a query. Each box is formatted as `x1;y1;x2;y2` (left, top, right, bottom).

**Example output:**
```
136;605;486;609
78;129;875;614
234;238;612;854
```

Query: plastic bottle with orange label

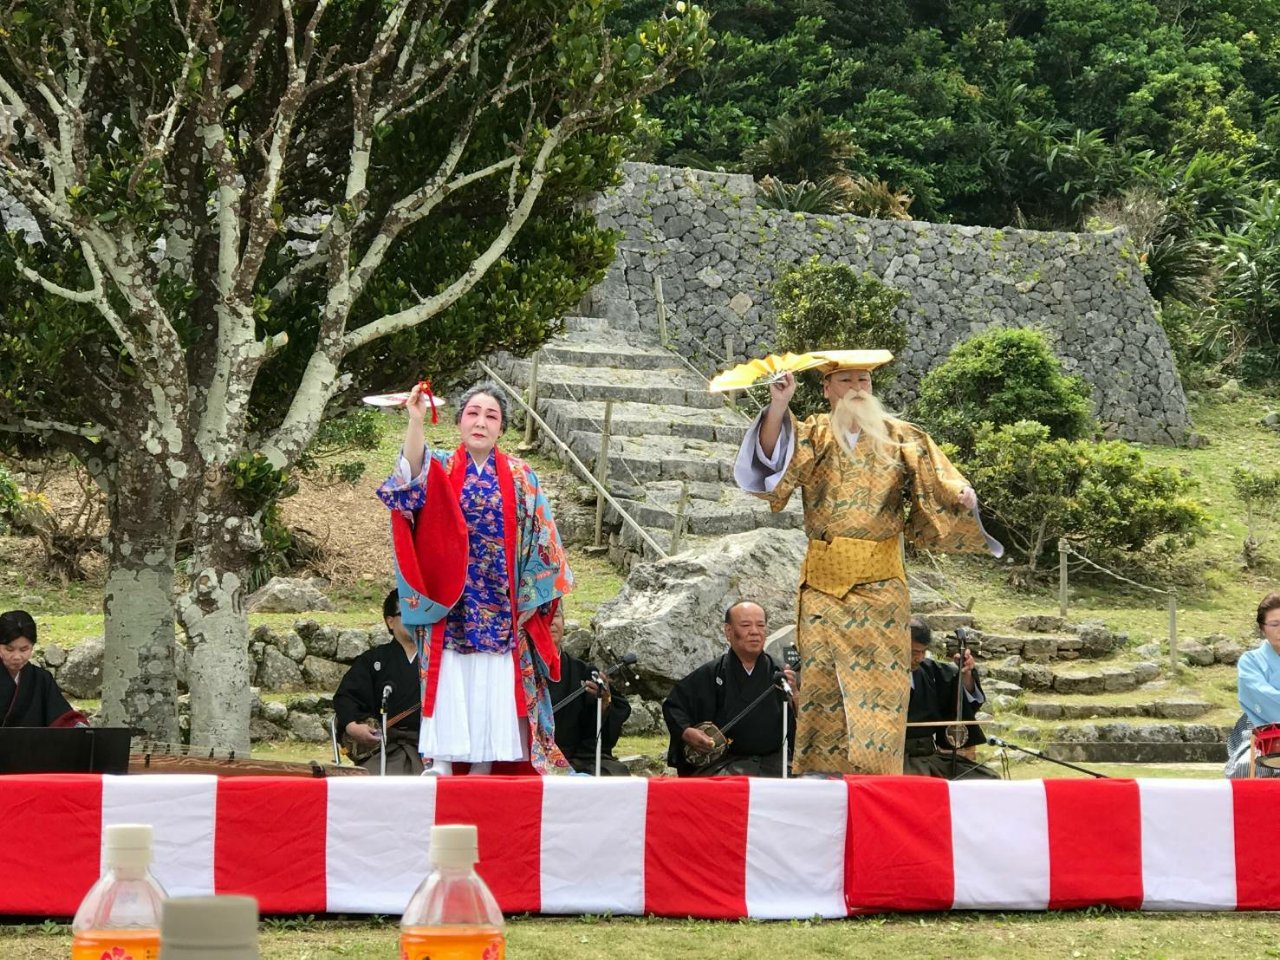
400;824;505;960
71;824;167;960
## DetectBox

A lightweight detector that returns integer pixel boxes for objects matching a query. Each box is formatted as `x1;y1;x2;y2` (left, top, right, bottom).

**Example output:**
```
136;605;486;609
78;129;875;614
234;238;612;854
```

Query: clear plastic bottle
159;895;259;960
71;824;167;960
400;824;505;960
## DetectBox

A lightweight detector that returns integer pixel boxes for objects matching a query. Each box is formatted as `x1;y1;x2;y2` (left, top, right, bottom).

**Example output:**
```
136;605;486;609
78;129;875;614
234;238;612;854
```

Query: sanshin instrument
683;676;787;770
341;703;421;765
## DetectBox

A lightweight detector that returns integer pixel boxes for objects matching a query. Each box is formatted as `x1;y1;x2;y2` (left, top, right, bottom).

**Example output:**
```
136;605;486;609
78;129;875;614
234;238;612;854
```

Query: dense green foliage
911;328;1094;457
963;421;1208;571
772;259;908;416
619;0;1280;381
0;465;18;535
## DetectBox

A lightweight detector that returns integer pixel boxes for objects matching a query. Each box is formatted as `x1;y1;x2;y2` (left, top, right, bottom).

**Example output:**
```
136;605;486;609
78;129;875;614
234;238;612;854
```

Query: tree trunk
180;479;261;752
99;449;185;743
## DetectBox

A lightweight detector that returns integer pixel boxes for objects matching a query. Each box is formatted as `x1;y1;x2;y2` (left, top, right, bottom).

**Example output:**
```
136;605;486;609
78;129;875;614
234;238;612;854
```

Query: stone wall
583;162;1190;443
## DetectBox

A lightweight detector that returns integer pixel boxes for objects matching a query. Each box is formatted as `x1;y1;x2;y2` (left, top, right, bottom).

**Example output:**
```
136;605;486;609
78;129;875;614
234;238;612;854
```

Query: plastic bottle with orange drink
400;824;505;960
71;824;167;960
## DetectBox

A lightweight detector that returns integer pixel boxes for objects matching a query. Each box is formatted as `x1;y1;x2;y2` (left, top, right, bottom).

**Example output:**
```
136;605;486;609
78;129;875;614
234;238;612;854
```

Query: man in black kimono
663;600;796;777
548;607;632;775
334;590;424;774
904;617;999;779
1;610;89;728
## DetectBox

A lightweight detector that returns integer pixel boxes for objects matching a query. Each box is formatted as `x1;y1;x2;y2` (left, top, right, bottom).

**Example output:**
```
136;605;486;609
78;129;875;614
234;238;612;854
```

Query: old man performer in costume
734;351;1000;775
377;381;573;775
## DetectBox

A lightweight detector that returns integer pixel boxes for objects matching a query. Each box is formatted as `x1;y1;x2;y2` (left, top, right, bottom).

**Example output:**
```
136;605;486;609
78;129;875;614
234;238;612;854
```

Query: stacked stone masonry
583;162;1190;444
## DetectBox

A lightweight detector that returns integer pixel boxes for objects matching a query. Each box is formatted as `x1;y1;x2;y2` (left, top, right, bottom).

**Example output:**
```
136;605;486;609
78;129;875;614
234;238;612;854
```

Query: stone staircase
487;315;800;563
921;613;1235;765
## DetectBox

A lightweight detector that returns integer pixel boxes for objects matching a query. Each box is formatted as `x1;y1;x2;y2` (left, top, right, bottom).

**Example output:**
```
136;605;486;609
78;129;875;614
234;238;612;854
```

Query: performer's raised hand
405;381;430;424
957;485;978;511
769;370;797;409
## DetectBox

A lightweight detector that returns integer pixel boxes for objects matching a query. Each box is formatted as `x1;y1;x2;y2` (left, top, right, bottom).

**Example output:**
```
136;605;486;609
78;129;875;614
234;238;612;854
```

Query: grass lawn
8;912;1280;959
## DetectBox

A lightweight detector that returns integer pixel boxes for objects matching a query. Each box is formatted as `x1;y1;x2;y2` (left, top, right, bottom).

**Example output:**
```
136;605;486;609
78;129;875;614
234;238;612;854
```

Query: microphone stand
379;684;392;778
776;672;792;780
593;670;604;778
986;736;1108;779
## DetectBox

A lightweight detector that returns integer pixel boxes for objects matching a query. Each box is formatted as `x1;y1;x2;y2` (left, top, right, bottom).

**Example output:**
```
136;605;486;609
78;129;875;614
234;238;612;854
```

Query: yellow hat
809;349;895;375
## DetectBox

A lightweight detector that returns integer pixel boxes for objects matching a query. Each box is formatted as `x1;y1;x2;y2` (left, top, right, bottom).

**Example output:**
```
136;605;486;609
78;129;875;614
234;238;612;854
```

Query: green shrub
911;327;1094;458
0;464;19;534
1230;465;1280;567
961;421;1208;573
771;258;907;417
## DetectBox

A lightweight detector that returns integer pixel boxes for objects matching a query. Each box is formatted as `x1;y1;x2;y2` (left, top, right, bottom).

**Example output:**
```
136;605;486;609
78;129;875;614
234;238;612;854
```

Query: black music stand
0;727;132;775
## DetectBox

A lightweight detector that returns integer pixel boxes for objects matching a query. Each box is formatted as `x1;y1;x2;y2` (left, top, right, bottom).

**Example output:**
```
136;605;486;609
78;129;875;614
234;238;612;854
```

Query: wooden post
1168;592;1179;673
592;400;614;549
1058;538;1069;618
520;352;540;450
654;275;669;347
670;479;689;555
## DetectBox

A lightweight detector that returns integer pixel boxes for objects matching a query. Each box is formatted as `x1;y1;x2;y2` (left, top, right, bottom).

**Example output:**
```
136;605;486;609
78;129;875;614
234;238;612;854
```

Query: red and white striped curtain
2;775;1277;917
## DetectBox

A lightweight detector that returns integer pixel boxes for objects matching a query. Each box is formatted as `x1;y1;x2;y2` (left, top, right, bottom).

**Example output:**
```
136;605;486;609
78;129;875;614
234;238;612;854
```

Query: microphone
773;669;793;697
381;683;395;711
620;652;638;666
987;735;1007;748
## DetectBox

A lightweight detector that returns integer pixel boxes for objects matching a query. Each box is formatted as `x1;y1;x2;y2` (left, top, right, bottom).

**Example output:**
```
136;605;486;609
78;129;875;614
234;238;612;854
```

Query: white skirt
417;648;526;763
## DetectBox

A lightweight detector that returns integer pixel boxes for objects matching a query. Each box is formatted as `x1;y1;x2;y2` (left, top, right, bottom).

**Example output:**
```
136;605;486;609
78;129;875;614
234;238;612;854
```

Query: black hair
909;616;931;646
454;381;510;432
0;610;37;645
383;590;401;627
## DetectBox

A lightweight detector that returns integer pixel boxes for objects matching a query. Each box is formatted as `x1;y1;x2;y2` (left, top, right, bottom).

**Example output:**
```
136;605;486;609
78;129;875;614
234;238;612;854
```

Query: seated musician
333;590;424;775
662;600;796;777
0;610;89;728
547;606;632;776
904;617;998;780
1225;591;1280;779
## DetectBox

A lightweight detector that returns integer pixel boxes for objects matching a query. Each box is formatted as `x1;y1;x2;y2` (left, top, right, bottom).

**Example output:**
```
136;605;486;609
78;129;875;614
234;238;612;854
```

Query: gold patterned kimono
742;413;993;775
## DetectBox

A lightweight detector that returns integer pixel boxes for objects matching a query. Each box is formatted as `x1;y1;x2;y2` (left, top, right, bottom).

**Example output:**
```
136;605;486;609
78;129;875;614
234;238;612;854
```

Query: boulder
59;636;105;699
1075;621;1126;657
249;717;288;743
262;701;289;723
274;630;307;663
247;577;336;613
287;713;329;743
42;643;68;669
1053;670;1105;695
1210;638;1246;666
336;628;375;662
592;528;807;698
302;622;339;659
302;656;348;692
621;699;663;736
255;646;305;691
1132;661;1161;684
1178;641;1214;667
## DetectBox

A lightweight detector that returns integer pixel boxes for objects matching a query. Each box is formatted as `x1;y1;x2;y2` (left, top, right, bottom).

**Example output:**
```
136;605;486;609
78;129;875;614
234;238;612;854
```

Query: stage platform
2;774;1278;918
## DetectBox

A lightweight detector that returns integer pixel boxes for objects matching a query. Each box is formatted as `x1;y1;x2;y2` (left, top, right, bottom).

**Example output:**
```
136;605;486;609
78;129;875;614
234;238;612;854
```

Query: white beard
830;390;899;464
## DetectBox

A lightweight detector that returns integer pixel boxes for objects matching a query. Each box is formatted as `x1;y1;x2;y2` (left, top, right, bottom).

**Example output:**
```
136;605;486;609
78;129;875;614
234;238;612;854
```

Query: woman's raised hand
405;381;429;423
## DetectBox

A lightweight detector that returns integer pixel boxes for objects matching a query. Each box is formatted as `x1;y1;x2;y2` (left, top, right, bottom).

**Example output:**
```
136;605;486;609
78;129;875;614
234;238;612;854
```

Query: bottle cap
429;824;479;869
104;824;153;869
160;896;258;960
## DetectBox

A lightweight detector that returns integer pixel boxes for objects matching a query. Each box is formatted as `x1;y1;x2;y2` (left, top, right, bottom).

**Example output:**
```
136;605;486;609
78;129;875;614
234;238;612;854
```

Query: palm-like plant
743;108;860;183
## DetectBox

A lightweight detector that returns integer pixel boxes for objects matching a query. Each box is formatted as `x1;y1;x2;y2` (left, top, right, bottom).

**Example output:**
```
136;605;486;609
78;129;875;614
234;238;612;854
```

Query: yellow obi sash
802;536;905;597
